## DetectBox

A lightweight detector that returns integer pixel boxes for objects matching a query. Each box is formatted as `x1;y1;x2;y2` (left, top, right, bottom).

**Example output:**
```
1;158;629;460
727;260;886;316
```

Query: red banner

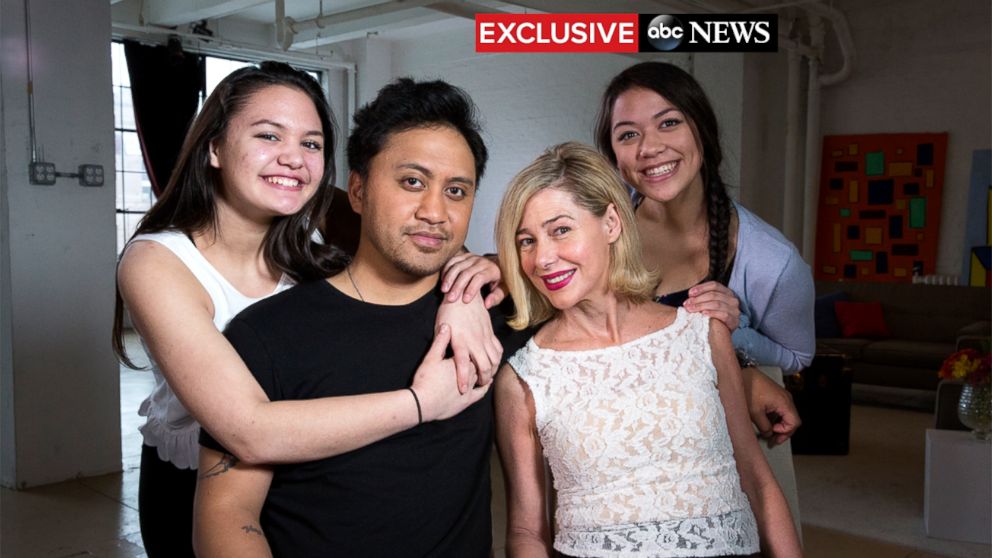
476;13;639;53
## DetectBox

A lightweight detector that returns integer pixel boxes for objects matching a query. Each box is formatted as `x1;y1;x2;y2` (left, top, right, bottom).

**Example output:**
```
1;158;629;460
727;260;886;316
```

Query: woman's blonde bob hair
495;142;658;330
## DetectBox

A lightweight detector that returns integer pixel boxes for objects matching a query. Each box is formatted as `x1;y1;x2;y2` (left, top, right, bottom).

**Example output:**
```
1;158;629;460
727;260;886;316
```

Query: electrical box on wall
28;162;105;186
29;162;56;185
78;164;104;187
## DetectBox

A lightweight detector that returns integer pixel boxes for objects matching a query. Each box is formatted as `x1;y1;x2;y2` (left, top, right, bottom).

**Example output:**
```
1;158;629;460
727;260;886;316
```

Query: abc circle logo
647;15;684;51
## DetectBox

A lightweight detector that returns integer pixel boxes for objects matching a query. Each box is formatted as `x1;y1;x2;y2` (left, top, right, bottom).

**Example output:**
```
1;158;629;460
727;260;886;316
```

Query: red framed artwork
814;133;948;283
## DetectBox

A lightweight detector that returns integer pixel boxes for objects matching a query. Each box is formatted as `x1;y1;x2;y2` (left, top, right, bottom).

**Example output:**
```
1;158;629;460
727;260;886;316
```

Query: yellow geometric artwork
894;268;907;277
849;144;858;155
865;227;883;245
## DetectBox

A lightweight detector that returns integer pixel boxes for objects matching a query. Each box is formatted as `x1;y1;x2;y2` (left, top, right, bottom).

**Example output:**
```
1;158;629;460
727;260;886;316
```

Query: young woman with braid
594;61;815;444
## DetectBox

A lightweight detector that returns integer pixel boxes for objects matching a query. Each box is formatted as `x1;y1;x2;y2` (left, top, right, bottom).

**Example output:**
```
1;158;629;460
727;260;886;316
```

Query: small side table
924;429;991;543
787;350;852;455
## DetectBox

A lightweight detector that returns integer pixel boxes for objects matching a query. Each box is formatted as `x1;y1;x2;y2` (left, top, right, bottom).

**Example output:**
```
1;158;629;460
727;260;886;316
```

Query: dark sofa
814;281;990;391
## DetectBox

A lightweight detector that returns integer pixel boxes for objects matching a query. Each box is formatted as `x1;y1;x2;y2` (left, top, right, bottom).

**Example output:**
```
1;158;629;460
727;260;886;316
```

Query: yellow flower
950;356;979;380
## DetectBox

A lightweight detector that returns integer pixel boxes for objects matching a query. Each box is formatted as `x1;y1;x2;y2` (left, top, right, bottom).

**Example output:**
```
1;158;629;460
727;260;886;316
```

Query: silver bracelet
735;349;759;369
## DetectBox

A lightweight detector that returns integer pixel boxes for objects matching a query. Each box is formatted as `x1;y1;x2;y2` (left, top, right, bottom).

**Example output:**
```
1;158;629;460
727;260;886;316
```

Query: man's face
349;125;476;278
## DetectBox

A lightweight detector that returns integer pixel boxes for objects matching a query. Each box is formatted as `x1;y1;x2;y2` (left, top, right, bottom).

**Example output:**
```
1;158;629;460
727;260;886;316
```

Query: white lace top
508;308;759;557
129;231;293;469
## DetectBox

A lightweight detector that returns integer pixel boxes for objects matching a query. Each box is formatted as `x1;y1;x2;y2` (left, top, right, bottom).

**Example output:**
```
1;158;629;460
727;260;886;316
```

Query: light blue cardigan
727;202;815;374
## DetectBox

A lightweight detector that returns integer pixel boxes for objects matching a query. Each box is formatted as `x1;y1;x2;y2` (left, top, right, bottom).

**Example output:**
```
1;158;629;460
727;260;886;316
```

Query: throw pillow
834;300;889;338
814;291;849;338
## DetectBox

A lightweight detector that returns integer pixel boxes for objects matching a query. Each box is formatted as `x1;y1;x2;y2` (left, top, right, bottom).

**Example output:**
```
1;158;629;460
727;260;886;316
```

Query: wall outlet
29;162;56;185
78;164;104;186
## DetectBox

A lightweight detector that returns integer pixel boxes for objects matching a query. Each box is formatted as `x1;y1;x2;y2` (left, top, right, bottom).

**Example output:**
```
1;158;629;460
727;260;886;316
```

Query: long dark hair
113;61;345;367
594;61;733;284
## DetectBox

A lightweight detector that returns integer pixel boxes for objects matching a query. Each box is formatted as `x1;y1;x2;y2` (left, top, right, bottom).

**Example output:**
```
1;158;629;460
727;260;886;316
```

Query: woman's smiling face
209;84;325;221
516;187;619;310
609;86;704;204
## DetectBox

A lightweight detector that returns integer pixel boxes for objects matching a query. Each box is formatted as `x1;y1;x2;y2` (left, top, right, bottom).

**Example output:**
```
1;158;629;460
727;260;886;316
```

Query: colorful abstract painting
814;133;948;283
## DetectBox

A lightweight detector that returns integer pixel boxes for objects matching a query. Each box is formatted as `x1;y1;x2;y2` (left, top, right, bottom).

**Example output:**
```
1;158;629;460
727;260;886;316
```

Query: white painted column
0;0;120;488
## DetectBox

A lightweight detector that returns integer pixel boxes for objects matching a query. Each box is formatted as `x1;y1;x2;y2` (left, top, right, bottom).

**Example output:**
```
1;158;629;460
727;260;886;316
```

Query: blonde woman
494;142;801;558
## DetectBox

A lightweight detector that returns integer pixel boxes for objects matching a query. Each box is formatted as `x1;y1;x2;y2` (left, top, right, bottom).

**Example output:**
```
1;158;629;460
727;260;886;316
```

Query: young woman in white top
493;142;801;558
113;62;501;557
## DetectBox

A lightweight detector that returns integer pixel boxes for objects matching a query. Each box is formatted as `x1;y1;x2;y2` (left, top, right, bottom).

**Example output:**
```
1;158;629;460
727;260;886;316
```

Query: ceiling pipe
804;1;856;86
426;1;515;18
288;0;446;35
275;0;293;51
111;22;355;70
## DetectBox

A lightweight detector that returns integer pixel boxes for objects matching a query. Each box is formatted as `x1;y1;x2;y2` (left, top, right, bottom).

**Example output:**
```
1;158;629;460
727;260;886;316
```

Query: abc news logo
640;14;777;52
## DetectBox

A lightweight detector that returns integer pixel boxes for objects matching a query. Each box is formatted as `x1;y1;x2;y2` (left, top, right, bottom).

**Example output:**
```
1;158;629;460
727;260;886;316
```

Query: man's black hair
347;78;488;184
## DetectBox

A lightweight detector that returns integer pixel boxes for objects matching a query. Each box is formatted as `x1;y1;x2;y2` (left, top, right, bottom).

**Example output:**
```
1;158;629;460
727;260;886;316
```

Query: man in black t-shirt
194;79;528;558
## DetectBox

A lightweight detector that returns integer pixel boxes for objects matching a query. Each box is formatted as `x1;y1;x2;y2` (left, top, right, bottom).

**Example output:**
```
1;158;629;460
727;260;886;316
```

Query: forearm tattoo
199;452;240;479
241;524;263;536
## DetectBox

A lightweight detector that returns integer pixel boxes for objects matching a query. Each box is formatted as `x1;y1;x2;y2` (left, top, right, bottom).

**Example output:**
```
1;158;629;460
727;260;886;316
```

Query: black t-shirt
201;279;529;558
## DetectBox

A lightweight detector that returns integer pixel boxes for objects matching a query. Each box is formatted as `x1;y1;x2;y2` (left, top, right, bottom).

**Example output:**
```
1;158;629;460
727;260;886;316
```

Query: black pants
138;444;197;558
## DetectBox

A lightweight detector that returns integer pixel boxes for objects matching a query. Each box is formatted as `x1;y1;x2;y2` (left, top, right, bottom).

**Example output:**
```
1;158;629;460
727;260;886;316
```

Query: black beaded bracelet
407;387;423;425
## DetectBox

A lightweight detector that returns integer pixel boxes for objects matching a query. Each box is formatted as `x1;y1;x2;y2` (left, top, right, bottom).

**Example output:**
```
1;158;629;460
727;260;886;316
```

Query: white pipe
347;67;357;136
275;0;293;52
804;2;856;86
23;0;38;163
778;34;817;58
427;1;511;18
111;23;355;71
782;48;803;247
801;14;825;261
289;0;445;35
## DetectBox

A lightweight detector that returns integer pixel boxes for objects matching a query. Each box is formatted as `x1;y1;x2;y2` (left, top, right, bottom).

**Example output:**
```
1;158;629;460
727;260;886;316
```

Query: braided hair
594;62;733;284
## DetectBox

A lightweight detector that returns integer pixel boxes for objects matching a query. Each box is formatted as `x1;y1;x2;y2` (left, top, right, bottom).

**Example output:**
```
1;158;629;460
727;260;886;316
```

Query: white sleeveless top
508;308;759;557
130;230;294;469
